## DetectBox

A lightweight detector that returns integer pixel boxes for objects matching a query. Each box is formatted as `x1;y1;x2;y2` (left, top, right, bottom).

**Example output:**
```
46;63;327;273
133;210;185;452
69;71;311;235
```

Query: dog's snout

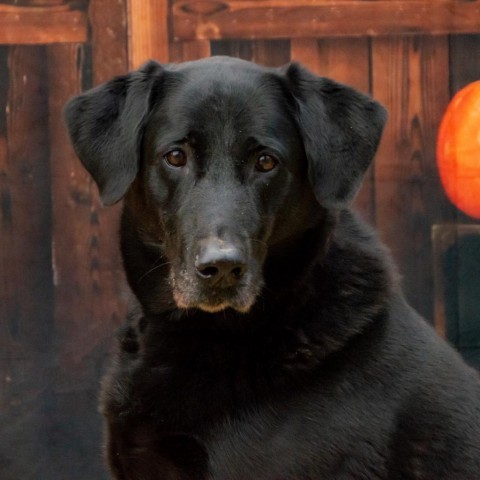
195;240;247;286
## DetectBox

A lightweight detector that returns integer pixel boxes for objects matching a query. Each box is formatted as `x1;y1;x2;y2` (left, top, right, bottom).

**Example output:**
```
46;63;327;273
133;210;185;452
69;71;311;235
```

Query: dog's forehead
153;58;293;146
172;55;269;79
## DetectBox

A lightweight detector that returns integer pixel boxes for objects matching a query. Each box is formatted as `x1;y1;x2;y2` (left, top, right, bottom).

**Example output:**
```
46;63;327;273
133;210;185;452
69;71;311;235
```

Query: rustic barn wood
170;40;212;62
250;39;290;66
211;39;290;66
0;3;87;44
47;44;99;379
172;0;480;41
0;45;53;407
89;0;129;84
450;34;480;96
211;39;254;60
0;45;55;478
372;35;457;322
128;0;169;68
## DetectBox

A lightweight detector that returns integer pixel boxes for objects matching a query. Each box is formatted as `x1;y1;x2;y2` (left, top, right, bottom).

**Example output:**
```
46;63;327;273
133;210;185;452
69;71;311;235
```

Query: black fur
64;57;480;479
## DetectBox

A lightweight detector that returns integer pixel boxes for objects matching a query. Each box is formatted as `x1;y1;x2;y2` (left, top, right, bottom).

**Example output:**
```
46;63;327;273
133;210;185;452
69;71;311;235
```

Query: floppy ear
284;63;387;209
64;60;164;206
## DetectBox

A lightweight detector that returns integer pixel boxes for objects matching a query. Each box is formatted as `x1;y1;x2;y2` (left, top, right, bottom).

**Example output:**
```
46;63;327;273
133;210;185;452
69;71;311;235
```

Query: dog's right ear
282;63;387;209
64;61;164;206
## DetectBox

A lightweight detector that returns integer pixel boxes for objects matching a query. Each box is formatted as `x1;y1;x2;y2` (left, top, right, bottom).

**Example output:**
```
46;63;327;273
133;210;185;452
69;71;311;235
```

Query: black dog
65;57;480;479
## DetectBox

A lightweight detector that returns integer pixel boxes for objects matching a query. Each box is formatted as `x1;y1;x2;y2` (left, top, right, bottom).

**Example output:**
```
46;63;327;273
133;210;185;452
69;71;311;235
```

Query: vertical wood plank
0;45;53;405
128;0;169;68
251;39;290;67
48;40;128;393
449;34;480;95
170;40;211;62
372;35;455;321
291;37;374;223
89;0;128;83
48;43;82;376
211;39;253;60
211;39;290;66
0;45;55;478
0;49;10;411
291;38;370;91
47;44;113;478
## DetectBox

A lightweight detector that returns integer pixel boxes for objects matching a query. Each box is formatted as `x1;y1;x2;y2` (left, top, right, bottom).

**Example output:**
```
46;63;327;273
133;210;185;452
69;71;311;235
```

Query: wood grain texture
170;40;212;62
46;45;117;478
449;34;480;95
211;39;253;60
372;35;456;322
0;45;56;478
48;44;118;381
291;38;375;222
0;45;53;405
128;0;169;68
0;3;87;44
173;0;480;41
89;0;128;84
211;39;290;66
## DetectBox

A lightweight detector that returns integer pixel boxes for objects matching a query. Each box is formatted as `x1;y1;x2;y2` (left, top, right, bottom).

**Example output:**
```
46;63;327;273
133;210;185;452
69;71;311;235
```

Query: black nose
195;240;247;287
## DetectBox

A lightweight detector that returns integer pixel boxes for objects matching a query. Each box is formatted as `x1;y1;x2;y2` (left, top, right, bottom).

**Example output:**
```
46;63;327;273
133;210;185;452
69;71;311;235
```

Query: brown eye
255;154;278;173
164;149;187;167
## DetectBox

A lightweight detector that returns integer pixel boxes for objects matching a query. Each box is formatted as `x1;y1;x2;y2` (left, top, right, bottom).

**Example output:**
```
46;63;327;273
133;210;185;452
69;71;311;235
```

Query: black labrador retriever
65;57;480;479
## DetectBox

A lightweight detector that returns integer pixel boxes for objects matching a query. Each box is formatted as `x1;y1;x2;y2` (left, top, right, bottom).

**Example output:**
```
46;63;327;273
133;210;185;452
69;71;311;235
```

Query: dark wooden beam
172;0;480;41
0;4;87;44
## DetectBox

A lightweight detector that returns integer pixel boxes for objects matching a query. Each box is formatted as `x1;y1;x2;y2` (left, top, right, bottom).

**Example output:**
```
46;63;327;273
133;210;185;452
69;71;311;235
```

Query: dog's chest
122;331;271;432
111;341;390;480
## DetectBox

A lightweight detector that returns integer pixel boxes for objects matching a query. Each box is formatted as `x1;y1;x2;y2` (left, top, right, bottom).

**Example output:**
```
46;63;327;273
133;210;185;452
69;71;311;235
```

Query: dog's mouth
170;270;260;314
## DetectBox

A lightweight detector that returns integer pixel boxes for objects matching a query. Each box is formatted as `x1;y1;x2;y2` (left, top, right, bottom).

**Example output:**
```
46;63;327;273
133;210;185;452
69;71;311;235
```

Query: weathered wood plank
0;4;87;44
449;34;480;95
291;38;369;91
1;1;67;5
211;39;290;66
170;40;212;62
291;38;374;223
211;39;253;60
372;35;456;322
128;0;169;68
251;39;289;67
0;44;54;405
173;0;480;41
89;0;128;84
0;45;55;478
46;40;128;480
48;40;127;387
47;44;85;375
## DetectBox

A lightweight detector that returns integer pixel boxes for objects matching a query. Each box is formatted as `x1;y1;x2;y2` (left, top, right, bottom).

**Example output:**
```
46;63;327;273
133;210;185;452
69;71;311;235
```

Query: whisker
138;259;172;283
249;237;268;249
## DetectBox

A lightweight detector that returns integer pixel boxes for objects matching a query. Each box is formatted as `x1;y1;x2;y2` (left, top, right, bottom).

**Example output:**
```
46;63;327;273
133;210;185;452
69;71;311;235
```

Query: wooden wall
0;1;479;478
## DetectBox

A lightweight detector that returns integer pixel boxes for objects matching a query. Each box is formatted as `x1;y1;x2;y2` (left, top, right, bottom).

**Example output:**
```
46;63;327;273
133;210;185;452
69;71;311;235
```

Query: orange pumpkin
437;80;480;218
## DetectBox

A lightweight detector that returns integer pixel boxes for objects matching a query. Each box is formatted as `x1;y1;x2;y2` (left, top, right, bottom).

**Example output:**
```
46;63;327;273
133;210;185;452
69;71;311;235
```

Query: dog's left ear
284;63;387;209
64;61;164;206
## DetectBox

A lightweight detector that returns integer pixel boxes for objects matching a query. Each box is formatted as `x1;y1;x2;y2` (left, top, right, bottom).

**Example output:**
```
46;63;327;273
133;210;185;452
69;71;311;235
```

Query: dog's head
65;57;386;315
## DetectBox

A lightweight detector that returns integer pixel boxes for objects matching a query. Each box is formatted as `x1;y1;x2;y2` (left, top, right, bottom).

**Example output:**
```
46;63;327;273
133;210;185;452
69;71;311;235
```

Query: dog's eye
164;149;187;167
255;154;278;173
